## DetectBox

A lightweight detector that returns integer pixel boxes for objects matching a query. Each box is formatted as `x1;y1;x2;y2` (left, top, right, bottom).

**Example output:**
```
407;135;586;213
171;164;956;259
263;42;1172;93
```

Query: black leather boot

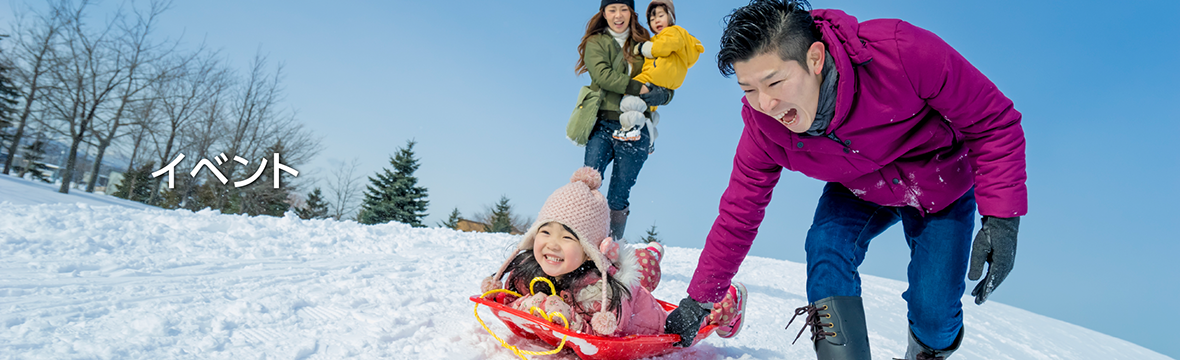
899;325;963;360
789;296;871;360
609;207;629;241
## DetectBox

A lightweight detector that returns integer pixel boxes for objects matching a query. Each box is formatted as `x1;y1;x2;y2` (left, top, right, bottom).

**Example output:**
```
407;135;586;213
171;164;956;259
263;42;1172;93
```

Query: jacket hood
647;0;676;26
812;9;873;66
670;26;704;68
811;9;872;131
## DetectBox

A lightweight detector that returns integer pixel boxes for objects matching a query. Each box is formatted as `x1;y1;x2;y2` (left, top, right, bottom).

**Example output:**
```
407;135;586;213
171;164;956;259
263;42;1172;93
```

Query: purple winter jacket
687;9;1027;303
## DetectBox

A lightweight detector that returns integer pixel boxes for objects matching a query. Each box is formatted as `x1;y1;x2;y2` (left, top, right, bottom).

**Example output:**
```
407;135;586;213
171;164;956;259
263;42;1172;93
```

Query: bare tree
208;52;320;214
326;158;364;221
41;0;131;194
170;58;230;209
2;0;68;175
204;53;282;211
83;0;176;193
122;90;158;171
144;49;224;205
110;94;159;201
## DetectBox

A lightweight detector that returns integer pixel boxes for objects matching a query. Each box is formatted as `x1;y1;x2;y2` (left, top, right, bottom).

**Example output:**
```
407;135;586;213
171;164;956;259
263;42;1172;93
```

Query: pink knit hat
487;167;625;334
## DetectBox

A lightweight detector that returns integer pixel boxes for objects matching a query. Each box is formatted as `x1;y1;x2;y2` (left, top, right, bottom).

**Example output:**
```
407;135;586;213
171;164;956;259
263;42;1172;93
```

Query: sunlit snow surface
0;174;1171;359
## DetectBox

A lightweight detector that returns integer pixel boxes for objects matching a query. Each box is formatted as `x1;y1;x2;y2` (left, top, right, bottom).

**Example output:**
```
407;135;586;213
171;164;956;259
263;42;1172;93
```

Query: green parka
583;33;648;120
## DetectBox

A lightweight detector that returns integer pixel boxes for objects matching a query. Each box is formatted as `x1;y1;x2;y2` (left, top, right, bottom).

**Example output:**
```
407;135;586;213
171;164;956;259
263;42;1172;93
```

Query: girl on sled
480;167;746;340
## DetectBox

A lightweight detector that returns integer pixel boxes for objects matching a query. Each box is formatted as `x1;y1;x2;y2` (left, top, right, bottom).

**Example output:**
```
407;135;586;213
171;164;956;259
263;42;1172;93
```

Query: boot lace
786;304;836;344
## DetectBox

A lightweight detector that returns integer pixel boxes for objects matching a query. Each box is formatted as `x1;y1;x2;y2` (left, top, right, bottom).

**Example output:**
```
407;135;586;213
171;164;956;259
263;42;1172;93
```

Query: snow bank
0;174;1171;359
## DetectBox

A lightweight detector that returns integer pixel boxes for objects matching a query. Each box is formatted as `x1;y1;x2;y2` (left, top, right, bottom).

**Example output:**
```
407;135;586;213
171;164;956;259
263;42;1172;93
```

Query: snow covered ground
0;174;1172;360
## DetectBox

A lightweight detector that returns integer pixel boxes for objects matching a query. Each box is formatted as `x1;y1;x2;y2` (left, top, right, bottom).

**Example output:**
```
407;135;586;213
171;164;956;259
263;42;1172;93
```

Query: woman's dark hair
717;0;822;77
495;223;631;311
575;7;651;75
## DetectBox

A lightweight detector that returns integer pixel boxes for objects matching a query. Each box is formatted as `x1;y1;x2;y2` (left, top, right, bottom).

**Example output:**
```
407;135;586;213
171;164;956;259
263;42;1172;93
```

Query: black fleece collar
805;52;839;137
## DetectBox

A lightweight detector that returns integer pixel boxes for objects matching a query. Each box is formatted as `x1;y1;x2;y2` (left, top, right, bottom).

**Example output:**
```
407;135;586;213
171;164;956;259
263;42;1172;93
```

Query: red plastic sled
471;294;717;360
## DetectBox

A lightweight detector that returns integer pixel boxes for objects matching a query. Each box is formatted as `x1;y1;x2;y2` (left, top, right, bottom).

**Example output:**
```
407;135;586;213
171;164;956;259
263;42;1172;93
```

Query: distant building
456;219;523;235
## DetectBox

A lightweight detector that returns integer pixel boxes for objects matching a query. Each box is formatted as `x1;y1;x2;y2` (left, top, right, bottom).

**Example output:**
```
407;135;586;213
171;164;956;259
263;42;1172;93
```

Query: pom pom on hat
489;167;618;325
570;166;602;191
489;167;611;285
591;310;619;335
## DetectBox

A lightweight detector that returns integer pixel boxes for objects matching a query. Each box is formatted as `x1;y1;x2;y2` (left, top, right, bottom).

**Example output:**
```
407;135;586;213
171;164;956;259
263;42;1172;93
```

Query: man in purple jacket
662;1;1026;359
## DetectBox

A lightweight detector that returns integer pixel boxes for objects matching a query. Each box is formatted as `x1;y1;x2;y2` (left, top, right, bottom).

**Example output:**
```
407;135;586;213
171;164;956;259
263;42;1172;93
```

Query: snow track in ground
0;174;1172;359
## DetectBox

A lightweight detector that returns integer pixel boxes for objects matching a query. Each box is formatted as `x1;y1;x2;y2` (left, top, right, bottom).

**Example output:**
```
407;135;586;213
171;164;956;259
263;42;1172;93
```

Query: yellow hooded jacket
633;25;703;91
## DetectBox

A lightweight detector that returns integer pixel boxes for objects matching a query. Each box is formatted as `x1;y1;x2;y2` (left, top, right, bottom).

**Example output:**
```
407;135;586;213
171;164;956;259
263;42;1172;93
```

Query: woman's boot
609;207;629;241
788;296;871;360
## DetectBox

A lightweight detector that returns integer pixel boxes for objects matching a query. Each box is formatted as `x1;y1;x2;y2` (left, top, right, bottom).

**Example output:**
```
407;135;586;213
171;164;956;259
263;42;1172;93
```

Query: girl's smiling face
533;222;587;278
603;4;631;34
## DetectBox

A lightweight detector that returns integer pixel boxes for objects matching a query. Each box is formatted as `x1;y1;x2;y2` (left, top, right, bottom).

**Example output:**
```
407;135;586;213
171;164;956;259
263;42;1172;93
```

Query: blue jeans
805;183;975;350
583;118;650;211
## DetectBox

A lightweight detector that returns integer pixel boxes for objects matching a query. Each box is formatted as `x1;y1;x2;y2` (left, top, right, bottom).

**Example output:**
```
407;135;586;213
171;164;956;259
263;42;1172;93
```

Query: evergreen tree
295;188;330;220
0;38;20;156
486;195;515;233
189;178;222;212
15;139;51;183
641;224;662;244
438;207;462;229
240;141;296;217
359;140;429;226
111;161;156;202
157;181;187;209
156;173;201;210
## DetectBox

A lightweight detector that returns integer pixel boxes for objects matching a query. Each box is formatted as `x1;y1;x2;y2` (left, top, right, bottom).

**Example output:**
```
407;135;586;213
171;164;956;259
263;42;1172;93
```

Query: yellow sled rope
474;277;570;359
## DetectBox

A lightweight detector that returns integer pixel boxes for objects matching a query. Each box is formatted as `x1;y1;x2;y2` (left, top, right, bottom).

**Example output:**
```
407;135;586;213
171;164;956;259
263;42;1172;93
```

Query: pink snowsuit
509;246;666;336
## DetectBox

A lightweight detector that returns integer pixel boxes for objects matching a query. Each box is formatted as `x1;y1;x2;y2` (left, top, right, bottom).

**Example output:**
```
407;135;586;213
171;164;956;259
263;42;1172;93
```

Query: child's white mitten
620;95;648;113
640;41;654;59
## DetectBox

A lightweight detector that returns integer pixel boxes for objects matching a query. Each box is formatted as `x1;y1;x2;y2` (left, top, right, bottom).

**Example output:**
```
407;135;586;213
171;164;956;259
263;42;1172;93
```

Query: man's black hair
717;0;822;77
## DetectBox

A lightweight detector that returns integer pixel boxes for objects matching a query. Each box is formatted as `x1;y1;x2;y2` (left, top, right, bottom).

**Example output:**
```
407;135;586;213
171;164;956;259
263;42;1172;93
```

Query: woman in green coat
574;0;673;241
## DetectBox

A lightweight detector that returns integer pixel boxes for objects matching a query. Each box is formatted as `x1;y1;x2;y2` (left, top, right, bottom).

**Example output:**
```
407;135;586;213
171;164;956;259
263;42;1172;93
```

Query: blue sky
4;0;1179;357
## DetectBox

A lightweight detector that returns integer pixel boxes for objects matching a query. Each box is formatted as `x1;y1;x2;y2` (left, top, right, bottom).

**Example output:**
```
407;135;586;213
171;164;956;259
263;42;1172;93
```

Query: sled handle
529;277;557;296
475;289;571;360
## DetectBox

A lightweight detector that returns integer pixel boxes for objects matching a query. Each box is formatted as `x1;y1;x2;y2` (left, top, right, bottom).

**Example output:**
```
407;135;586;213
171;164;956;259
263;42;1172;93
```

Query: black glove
968;216;1019;305
639;83;673;107
664;296;710;347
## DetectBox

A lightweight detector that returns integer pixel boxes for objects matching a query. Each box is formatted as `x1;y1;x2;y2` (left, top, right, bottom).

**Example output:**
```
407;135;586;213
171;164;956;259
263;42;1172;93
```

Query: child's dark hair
717;0;821;76
647;4;671;27
494;223;631;312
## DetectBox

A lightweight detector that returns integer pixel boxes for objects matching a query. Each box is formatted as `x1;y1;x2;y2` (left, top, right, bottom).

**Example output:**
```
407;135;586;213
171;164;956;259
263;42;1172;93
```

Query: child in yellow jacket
616;0;704;153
